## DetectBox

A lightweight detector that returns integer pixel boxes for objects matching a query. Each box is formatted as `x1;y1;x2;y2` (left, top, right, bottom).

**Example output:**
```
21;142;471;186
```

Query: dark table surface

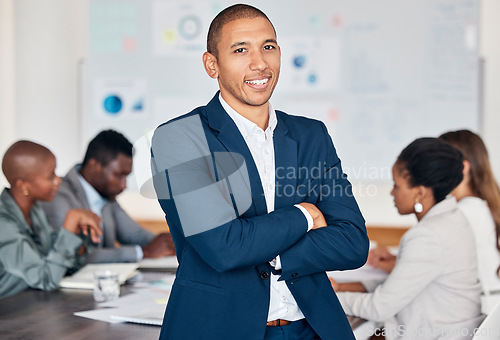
0;271;365;340
0;272;163;340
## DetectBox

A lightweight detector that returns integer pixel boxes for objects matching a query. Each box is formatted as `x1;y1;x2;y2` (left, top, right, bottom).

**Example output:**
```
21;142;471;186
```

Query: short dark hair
207;4;275;58
396;137;464;203
82;129;133;167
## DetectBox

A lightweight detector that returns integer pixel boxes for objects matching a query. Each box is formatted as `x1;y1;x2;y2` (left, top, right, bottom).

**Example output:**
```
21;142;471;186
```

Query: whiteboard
85;0;480;185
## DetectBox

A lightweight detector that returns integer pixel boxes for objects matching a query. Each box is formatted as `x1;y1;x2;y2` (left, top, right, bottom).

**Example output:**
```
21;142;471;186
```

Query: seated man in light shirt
41;129;175;266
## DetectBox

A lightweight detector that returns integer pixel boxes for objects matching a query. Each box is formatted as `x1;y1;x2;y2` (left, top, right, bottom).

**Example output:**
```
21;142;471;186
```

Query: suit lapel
273;112;298;210
67;166;108;246
101;202;116;248
205;94;267;217
67;166;91;210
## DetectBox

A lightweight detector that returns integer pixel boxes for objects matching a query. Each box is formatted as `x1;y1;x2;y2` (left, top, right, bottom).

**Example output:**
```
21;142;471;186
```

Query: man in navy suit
151;4;368;339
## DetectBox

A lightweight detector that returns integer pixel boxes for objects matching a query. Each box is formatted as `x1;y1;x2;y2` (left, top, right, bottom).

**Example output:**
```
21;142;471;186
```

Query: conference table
0;273;162;340
0;270;369;340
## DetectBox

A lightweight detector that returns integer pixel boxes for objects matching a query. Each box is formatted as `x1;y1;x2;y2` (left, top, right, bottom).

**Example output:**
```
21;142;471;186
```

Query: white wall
0;0;16;186
481;0;500;178
1;0;499;226
13;0;87;174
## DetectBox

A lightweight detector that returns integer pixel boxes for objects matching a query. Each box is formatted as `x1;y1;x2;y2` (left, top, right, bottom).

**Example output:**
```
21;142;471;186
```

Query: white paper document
74;273;174;325
139;256;178;270
110;305;166;326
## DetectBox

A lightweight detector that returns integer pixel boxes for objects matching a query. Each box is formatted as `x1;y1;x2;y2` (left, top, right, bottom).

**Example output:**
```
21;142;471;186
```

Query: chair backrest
472;301;500;340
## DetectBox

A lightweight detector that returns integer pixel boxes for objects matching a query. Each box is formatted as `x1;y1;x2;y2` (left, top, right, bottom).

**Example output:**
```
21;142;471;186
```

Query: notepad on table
60;263;139;289
138;256;178;271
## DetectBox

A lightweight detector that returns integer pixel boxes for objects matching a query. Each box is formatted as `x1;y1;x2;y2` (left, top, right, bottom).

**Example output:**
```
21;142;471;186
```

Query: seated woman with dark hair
0;140;102;298
331;138;483;339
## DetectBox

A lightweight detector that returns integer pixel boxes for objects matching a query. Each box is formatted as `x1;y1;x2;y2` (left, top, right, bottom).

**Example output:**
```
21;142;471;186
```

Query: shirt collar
218;93;277;139
77;169;107;215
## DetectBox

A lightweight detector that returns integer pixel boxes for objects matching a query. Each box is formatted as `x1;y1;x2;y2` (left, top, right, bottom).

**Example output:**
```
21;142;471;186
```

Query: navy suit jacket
151;93;368;339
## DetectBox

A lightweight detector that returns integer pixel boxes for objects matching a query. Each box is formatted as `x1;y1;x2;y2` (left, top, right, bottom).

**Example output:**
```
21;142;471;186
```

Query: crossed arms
151;115;368;278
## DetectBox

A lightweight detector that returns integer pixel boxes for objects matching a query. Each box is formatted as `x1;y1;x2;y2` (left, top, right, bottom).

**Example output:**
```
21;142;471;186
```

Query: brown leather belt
266;319;292;327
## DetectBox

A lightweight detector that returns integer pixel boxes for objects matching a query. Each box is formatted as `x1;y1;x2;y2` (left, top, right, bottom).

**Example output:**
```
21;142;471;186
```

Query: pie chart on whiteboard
103;95;123;115
178;15;202;41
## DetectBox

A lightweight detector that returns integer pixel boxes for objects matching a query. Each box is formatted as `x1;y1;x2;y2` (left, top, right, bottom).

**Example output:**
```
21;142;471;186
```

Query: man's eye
264;45;275;50
234;48;246;53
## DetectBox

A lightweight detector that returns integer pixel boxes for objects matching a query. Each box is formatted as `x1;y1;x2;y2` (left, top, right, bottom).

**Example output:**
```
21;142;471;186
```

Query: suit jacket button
291;273;298;277
260;271;269;280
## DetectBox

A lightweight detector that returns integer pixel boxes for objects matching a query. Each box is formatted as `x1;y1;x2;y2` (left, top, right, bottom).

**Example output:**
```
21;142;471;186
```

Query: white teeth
246;78;269;85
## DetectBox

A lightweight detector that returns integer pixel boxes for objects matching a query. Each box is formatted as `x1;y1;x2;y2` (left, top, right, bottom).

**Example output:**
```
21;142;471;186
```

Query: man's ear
87;158;102;174
203;52;219;79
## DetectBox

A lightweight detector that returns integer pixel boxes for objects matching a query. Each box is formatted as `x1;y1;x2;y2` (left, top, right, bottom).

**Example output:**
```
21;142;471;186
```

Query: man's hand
367;246;396;273
63;209;102;243
298;202;327;229
142;233;176;258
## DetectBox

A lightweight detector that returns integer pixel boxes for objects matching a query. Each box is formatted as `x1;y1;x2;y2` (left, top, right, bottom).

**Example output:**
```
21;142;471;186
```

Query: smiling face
391;162;419;215
203;17;281;116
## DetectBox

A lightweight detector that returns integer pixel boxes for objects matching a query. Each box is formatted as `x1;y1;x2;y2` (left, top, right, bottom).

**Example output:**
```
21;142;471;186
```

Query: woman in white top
439;130;500;304
332;138;483;339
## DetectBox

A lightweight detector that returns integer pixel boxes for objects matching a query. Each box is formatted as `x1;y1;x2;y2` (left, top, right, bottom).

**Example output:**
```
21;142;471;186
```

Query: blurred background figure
0;140;101;298
41;129;175;265
332;138;483;339
440;129;500;313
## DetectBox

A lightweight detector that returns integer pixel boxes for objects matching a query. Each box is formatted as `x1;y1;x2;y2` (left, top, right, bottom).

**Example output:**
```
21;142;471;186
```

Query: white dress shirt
219;95;312;322
78;173;107;218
